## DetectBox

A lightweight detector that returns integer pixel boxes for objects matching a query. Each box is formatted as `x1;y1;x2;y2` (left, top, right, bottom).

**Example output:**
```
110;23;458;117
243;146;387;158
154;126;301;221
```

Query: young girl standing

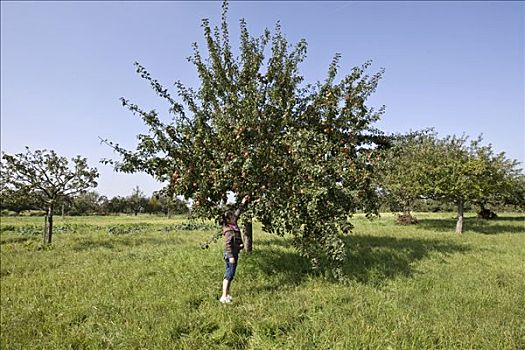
219;194;250;304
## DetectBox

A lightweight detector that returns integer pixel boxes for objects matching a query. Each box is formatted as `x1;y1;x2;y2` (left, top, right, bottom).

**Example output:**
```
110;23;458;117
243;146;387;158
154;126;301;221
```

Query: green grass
1;213;524;349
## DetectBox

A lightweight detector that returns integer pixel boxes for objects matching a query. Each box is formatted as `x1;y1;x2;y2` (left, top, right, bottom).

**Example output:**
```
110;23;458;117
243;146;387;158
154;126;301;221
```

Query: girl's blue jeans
224;253;239;281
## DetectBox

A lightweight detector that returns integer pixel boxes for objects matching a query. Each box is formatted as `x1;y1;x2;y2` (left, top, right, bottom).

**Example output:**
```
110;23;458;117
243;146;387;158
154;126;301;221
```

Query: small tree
428;136;524;233
71;191;104;215
378;130;432;223
127;186;148;216
468;141;524;217
0;186;36;214
502;174;525;212
104;196;127;215
152;190;189;217
383;133;524;233
1;148;98;243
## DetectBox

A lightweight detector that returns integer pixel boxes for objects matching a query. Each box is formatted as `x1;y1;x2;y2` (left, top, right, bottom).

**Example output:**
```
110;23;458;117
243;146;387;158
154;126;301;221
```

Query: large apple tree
103;2;387;277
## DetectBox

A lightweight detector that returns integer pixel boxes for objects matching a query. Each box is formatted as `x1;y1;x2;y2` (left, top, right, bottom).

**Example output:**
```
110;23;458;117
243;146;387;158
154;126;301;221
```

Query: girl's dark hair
219;210;235;226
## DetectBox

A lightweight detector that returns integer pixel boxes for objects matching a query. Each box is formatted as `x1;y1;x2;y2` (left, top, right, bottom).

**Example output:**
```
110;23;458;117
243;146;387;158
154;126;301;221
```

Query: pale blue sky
1;1;524;197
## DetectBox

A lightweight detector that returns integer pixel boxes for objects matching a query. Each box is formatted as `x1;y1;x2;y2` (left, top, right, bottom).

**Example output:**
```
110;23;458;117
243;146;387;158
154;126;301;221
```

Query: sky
1;1;524;198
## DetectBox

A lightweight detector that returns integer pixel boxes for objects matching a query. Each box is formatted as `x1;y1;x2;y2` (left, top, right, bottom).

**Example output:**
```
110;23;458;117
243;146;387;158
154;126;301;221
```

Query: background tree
0;184;37;214
381;132;524;233
127;186;148;216
377;130;432;224
146;195;163;215
97;195;110;215
425;136;524;233
103;2;388;276
70;191;104;215
104;196;127;215
468;141;524;218
1;148;98;243
501;174;525;212
152;190;189;217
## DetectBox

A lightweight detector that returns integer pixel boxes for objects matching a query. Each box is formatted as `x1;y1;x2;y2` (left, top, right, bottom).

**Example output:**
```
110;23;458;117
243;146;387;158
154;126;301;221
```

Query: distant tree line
1;184;188;217
65;187;188;217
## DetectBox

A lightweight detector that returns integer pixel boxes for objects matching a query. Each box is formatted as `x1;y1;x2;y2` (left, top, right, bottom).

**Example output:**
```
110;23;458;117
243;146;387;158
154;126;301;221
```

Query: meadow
1;212;524;349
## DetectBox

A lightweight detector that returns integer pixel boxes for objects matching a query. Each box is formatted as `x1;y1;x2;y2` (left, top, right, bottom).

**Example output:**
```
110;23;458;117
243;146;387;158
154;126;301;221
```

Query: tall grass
1;213;524;349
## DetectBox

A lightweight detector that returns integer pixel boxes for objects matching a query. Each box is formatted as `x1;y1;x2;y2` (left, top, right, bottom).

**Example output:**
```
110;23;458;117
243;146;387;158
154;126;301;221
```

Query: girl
219;194;250;304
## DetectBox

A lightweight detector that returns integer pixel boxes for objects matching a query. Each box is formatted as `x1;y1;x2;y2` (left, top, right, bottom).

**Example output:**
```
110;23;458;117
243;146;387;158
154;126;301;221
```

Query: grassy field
1;212;524;349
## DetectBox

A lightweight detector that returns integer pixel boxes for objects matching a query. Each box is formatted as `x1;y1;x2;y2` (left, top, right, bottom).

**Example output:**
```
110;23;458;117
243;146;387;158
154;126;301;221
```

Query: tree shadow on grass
417;217;525;235
255;237;294;249
242;243;312;294
245;234;469;290
341;235;469;286
490;216;525;222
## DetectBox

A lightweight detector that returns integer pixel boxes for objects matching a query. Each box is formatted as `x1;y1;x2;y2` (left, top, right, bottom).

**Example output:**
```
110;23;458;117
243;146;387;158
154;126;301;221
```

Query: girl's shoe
219;296;231;304
226;295;232;302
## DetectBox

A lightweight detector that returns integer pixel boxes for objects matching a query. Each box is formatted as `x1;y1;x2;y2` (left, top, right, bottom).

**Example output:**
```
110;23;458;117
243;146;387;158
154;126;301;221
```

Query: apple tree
1;147;98;243
380;132;523;233
377;130;433;223
468;139;524;217
103;2;387;277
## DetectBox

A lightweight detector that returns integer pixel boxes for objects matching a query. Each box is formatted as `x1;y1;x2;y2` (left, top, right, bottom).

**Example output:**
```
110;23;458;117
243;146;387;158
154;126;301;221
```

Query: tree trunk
243;219;253;253
167;207;171;219
43;215;47;244
403;200;411;216
45;205;54;244
455;199;464;234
